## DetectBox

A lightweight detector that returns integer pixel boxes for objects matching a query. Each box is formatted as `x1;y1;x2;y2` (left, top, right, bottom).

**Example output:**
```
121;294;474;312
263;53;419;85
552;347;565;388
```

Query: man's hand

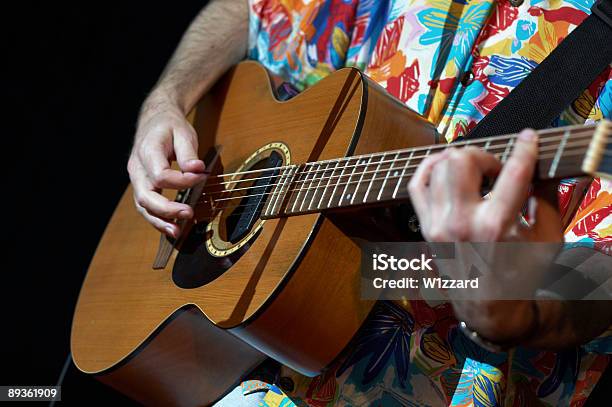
408;129;564;344
126;0;248;238
127;94;206;238
408;129;562;243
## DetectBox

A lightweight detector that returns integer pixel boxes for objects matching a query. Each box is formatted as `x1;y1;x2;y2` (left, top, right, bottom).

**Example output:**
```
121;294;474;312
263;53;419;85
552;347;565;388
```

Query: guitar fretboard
260;123;603;218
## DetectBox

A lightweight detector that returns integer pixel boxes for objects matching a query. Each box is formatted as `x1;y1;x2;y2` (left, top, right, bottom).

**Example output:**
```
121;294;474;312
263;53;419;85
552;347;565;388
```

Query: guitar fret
271;123;600;217
411;147;431;170
484;139;491;152
339;158;359;205
309;163;330;210
351;157;373;204
501;138;514;163
393;150;414;199
363;154;385;202
378;152;400;201
291;164;313;213
269;166;296;216
268;168;287;216
316;161;339;209
318;159;350;208
300;164;320;211
264;169;283;217
548;129;570;178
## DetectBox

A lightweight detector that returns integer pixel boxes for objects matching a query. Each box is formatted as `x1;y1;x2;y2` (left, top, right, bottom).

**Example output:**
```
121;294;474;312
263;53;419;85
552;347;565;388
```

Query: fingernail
179;210;191;218
519;129;537;142
165;226;175;236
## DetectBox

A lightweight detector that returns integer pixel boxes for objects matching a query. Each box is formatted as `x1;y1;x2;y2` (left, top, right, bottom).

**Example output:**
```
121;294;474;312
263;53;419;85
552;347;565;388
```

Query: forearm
148;0;248;114
456;247;612;350
527;247;612;349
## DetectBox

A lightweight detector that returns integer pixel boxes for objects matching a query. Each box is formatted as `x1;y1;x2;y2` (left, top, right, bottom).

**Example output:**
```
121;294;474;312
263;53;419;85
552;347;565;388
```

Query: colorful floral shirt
247;0;612;405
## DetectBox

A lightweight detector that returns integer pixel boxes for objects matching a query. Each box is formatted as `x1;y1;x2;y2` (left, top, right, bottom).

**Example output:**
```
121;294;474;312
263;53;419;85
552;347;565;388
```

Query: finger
141;145;206;189
135;188;194;220
489;129;538;222
135;201;180;237
408;150;450;227
129;158;194;219
428;147;498;201
428;151;455;217
173;124;206;173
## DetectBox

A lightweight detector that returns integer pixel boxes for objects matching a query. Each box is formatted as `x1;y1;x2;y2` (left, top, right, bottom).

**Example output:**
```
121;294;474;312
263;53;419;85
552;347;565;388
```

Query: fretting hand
408;129;564;343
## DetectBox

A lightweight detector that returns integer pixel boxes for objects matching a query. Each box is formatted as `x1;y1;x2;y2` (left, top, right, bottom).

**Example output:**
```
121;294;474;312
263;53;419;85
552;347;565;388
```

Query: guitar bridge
152;146;223;270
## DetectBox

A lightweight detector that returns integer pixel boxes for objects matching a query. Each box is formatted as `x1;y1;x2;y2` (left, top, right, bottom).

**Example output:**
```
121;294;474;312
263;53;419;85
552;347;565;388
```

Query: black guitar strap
466;0;612;139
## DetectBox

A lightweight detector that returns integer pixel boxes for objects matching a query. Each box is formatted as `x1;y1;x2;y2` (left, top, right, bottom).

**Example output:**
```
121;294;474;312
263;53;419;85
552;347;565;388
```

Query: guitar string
201;144;602;217
207;125;597;182
205;144;596;209
214;124;597;178
156;133;583;256
198;146;591;217
192;155;589;227
209;149;589;213
158;124;608;246
200;132;605;206
201;128;597;189
201;136;596;201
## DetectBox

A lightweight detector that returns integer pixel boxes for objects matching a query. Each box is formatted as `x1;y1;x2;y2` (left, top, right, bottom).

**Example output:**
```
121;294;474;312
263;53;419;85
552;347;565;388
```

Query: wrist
456;300;539;345
143;85;186;116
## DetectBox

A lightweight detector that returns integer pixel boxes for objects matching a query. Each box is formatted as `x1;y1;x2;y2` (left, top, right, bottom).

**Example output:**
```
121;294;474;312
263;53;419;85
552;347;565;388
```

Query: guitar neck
261;121;611;219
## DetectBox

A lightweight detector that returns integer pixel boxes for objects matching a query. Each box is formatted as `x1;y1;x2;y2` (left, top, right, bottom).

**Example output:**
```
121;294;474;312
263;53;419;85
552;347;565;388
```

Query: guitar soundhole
172;143;290;289
172;224;262;289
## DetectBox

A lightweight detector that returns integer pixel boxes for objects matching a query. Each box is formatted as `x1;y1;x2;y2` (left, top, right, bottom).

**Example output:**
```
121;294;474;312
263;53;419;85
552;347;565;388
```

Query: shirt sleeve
246;0;361;89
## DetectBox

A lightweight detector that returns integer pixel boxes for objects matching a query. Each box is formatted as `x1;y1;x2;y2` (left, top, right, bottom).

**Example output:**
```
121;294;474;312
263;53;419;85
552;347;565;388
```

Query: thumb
173;124;205;173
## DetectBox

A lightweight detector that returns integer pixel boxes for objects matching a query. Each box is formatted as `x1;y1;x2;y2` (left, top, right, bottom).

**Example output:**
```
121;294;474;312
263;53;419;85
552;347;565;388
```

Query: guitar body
71;61;437;406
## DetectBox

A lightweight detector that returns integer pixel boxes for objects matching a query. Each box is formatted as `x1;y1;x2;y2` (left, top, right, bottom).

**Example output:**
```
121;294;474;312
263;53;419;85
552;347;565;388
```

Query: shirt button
461;70;474;87
509;0;524;6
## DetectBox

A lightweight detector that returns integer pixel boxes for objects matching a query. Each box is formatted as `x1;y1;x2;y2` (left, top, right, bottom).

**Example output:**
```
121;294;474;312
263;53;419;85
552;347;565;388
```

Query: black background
6;2;206;404
4;1;612;406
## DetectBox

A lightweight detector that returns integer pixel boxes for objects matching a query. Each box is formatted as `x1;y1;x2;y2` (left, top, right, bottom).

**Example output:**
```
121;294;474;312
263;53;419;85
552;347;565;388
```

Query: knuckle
134;193;148;208
427;226;447;242
447;215;471;241
481;217;504;240
137;145;152;165
408;178;420;194
422;153;440;167
180;123;198;140
151;121;171;135
151;170;166;188
447;150;470;170
159;205;177;218
447;148;464;161
134;201;147;217
127;159;136;176
505;161;531;182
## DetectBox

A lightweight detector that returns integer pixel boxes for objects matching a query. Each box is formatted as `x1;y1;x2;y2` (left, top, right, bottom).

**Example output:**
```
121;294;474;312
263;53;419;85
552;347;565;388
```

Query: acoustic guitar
71;61;611;406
